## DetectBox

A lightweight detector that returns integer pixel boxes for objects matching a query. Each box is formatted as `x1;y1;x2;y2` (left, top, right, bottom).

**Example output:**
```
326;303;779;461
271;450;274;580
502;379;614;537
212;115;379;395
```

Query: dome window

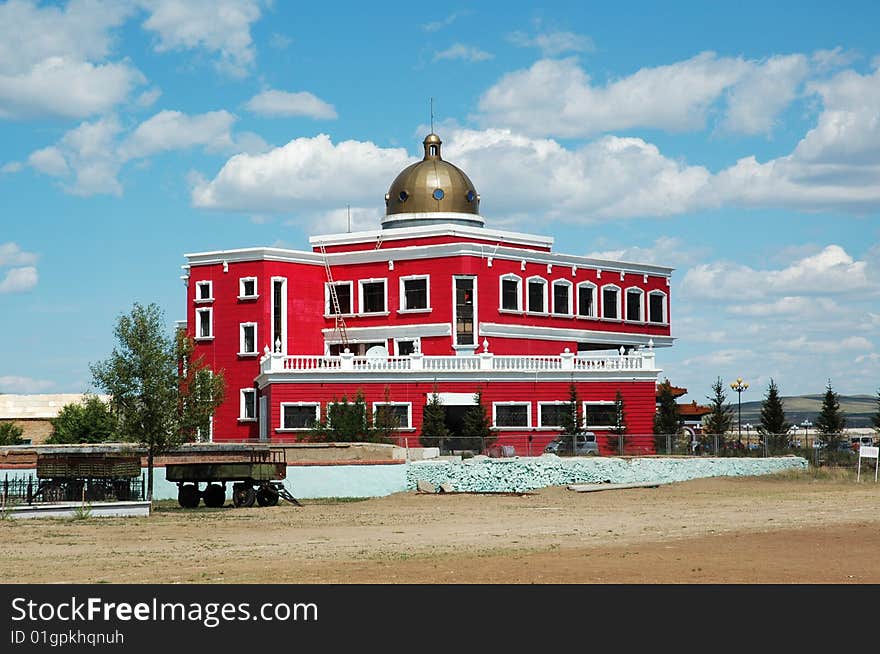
466;190;476;203
432;188;445;201
398;190;409;202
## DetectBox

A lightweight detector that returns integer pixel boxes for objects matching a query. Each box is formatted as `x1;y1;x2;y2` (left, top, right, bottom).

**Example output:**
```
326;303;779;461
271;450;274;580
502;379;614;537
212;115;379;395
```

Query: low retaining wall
4;501;151;519
407;455;809;493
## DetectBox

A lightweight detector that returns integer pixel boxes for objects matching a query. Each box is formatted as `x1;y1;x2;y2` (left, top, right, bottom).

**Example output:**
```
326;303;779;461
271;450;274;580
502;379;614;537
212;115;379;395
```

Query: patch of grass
302;497;371;505
70;503;92;520
765;466;856;483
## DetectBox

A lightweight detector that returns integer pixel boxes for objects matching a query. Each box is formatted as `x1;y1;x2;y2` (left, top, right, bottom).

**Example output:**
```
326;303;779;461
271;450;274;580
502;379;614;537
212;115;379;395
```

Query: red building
181;133;674;455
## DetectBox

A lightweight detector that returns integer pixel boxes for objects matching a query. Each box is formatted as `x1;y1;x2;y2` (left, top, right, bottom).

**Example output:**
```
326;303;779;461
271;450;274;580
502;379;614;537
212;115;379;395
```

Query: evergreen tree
756;379;791;451
372;386;401;444
317;390;371;442
48;395;118;444
653;379;681;452
420;384;450;450
559;382;584;454
872;388;880;436
461;389;497;453
609;389;627;454
703;377;733;447
815;379;846;450
0;422;25;446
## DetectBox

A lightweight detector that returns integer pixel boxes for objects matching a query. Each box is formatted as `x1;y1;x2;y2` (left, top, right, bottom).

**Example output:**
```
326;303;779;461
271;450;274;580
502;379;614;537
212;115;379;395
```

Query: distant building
0;394;109;445
655;384;712;438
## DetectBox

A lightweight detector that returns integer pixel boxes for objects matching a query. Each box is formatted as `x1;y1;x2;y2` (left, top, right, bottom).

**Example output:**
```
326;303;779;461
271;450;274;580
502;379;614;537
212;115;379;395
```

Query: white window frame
576;281;597;319
195;280;213;303
393;337;420;356
271;276;288;354
278;402;321;431
551;279;573;316
399;275;431;313
526;276;548;314
325;280;354;316
499;273;523;313
452;274;478;348
238;277;258;300
372;402;413;430
358;278;388;315
600;284;621;321
624;286;645;323
239;388;257;422
239;322;258;356
537;401;569;429
647;290;668;324
582;400;616;430
492;401;532;429
195;307;213;340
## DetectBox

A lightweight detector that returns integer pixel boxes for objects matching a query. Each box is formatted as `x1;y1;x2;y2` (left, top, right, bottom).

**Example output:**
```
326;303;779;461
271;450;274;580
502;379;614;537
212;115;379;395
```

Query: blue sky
1;0;879;404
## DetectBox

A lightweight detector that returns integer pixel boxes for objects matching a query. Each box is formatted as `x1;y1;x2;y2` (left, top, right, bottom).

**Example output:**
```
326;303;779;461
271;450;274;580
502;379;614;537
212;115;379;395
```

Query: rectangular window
455;277;475;345
328;282;352;315
528;280;545;313
494;403;530;428
272;278;286;352
402;277;428;310
626;290;643;321
602;288;618;319
552;283;570;315
649;293;665;323
196;308;212;339
539;403;569;427
501;278;520;311
196;281;212;301
240;389;256;420
282;404;319;430
395;339;416;356
361;281;386;313
240;323;256;354
578;285;594;317
584;403;616;427
374;403;411;429
239;277;257;298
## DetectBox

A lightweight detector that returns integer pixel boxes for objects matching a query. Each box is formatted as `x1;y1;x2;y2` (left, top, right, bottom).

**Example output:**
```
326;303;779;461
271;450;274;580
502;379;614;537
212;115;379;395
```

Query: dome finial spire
430;96;434;134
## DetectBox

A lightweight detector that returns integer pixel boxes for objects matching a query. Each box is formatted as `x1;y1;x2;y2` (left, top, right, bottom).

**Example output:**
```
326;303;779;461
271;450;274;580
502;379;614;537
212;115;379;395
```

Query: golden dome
382;133;483;229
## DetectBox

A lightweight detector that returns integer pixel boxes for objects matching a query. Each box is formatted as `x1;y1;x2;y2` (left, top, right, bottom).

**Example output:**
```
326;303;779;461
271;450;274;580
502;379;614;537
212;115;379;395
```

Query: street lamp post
744;423;753;448
730;378;749;444
801;419;812;449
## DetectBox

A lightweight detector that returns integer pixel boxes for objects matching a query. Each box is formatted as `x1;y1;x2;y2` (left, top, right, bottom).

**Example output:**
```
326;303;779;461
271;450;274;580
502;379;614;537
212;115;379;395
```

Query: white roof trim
310;222;553;249
479;321;675;347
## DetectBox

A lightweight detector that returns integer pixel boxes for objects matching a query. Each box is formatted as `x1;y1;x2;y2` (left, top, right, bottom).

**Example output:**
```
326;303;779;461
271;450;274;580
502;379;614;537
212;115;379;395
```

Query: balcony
258;343;658;378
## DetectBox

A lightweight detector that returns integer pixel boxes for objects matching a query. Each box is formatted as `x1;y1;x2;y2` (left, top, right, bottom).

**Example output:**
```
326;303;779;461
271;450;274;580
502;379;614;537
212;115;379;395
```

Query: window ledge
357;311;391;317
275;428;313;433
324;313;357;319
194;336;215;342
600;317;622;323
525;311;549;317
397;308;432;314
237;295;259;301
575;314;598;321
237;352;259;358
551;313;575;319
498;308;524;315
237;418;258;423
647;321;669;326
493;426;532;431
194;298;214;304
624;319;645;325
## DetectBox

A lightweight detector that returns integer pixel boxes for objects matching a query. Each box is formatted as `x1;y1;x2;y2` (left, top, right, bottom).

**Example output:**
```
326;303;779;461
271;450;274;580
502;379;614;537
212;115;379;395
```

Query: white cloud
433;43;493;63
681;245;874;300
681;349;749;367
855;352;880;364
773;335;873;353
727;296;840;317
244;90;337;119
135;86;162;108
0;266;38;293
422;11;468;32
140;0;262;77
585;236;708;267
191;134;412;216
0;375;54;393
119;110;236;160
507;30;594;56
0;1;142;119
0;161;22;173
0;243;38;267
269;32;292;50
28;147;70;176
302;206;379;234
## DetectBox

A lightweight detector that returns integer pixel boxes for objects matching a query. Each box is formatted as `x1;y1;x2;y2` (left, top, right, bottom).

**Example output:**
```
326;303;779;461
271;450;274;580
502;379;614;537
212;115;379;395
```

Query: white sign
857;445;879;482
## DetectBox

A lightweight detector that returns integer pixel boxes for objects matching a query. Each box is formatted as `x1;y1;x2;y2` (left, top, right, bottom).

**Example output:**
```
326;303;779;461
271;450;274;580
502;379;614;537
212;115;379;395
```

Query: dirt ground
3;469;880;584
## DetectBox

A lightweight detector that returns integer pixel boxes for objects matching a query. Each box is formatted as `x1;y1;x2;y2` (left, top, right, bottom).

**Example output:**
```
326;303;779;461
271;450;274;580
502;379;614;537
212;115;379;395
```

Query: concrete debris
439;482;455;493
567;481;667;493
416;479;437;494
407;455;808;494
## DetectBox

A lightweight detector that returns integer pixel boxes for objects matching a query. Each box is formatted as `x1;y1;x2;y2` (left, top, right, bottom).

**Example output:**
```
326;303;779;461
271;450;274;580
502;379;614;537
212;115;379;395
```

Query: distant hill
734;394;878;428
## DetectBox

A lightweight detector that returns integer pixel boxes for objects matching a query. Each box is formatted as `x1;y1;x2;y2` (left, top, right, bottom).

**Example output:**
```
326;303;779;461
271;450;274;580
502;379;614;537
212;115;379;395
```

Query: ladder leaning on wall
319;244;349;349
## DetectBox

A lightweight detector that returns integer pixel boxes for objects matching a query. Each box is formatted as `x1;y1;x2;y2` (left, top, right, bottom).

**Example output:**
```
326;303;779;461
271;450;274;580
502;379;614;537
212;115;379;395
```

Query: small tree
420;384;450;450
653;379;681;452
872;388;880;436
461;388;497;453
372;386;401;444
815;379;846;450
757;379;791;451
703;377;733;448
48;395;118;444
0;422;25;446
316;390;371;442
559;382;584;453
609;389;627;454
90;303;225;501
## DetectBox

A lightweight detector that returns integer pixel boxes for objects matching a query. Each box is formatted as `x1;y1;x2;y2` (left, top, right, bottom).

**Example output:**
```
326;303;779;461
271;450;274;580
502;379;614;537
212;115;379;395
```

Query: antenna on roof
347;204;351;233
430;97;434;133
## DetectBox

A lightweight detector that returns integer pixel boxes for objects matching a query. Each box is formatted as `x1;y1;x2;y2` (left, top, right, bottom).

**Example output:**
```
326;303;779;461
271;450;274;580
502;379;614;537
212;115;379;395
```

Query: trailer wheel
178;484;201;508
203;483;226;508
232;484;256;508
256;485;279;507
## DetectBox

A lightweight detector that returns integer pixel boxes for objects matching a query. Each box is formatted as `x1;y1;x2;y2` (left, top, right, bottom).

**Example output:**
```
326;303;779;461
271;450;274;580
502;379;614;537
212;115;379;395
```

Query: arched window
601;284;621;320
648;290;668;324
576;281;597;318
551;280;573;315
526;276;548;313
499;274;522;312
625;287;644;322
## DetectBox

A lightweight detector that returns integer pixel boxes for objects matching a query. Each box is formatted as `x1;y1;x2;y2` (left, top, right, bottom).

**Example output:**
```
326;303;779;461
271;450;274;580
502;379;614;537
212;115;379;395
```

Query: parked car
544;432;599;456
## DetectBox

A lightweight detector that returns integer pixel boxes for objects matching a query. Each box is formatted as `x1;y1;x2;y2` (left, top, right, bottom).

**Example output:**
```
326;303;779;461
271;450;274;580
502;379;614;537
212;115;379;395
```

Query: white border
582;400;616;430
239;322;258;356
537;401;568;428
238;277;258;300
399;274;431;312
372;402;413;430
194;280;213;303
601;284;621;320
195;307;213;340
576;281;597;318
325;280;354;315
492;401;532;429
499;273;523;312
647;290;668;324
358;278;388;315
239;388;257;422
271;276;288;354
278;402;320;431
551;279;573;316
624;286;645;323
453;275;478;347
526;276;548;314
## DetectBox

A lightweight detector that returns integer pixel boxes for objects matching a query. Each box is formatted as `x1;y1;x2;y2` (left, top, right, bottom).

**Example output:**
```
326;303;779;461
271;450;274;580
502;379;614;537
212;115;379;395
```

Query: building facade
182;134;674;455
